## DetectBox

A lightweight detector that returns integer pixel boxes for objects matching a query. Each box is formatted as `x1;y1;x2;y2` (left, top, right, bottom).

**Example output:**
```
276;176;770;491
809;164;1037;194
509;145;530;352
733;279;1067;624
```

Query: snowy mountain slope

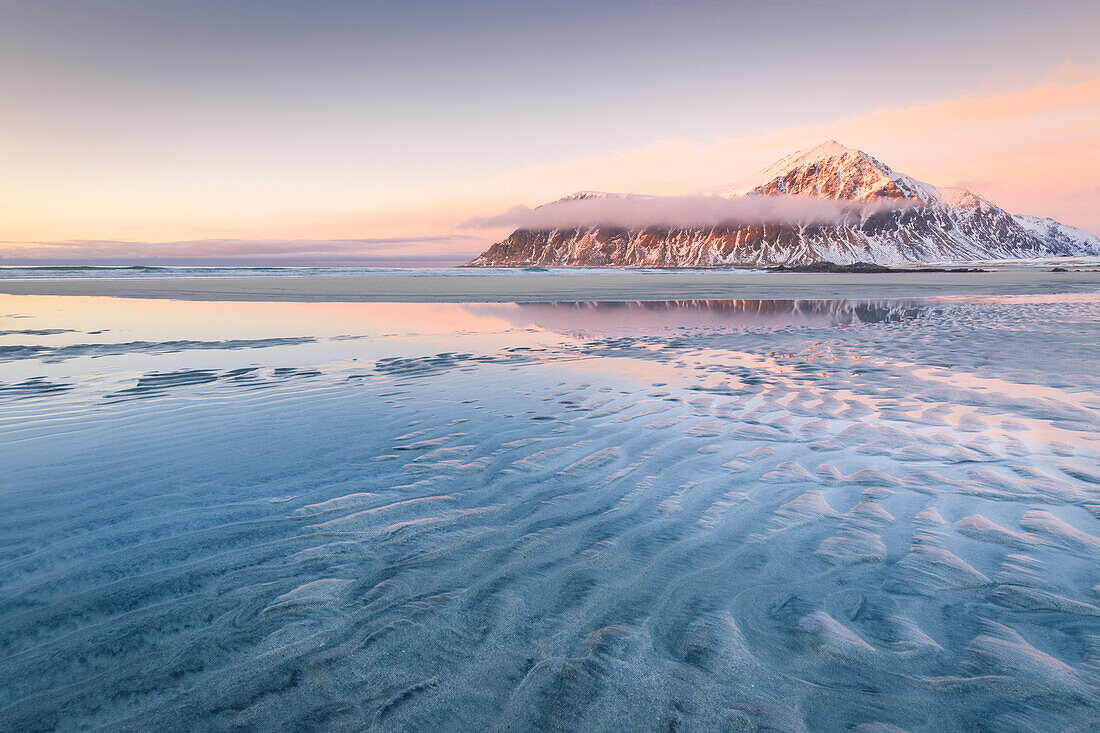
1013;214;1100;254
468;141;1100;267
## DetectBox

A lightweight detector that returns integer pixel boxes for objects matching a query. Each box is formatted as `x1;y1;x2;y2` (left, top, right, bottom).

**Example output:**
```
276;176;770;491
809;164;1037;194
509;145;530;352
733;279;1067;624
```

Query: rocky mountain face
467;141;1100;267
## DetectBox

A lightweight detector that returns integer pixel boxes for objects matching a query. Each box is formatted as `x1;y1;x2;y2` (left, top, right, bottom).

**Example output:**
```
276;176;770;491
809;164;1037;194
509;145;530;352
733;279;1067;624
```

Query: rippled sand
1;294;1099;731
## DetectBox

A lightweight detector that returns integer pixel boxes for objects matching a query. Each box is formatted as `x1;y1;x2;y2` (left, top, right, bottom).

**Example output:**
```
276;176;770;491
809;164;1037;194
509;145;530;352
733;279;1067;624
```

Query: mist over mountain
467;141;1100;267
462;192;907;231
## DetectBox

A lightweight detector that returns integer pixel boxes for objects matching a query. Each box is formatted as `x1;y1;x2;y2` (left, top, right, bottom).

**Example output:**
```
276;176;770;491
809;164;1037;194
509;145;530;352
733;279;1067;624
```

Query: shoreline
1;270;1099;303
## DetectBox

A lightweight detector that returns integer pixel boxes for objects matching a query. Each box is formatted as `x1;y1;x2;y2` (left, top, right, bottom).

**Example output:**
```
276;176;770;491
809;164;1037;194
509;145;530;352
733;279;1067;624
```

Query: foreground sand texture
2;269;1100;301
1;292;1099;730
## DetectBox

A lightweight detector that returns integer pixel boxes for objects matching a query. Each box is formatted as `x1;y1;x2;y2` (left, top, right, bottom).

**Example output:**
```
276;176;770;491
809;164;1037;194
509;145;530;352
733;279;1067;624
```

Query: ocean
0;265;765;280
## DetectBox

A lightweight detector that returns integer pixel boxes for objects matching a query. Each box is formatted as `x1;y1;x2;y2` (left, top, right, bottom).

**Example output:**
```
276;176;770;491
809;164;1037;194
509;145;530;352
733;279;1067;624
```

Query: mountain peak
759;140;871;175
711;141;940;204
558;191;617;202
796;139;860;160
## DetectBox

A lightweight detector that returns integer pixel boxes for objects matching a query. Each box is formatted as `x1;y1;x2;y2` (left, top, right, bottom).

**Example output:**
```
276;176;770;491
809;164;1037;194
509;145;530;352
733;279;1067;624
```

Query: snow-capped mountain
467;141;1100;267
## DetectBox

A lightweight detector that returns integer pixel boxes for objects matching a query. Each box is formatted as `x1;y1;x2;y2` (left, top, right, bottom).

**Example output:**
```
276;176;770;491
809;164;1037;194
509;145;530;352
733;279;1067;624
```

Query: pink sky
2;1;1098;263
5;69;1097;264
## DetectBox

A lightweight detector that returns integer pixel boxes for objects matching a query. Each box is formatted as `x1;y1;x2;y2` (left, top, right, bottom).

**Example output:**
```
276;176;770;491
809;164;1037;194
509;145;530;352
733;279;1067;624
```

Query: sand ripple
1;294;1098;730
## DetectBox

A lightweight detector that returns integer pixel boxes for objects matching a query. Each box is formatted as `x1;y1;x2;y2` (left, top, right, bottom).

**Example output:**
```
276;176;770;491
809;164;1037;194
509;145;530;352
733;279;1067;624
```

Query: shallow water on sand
2;293;1099;732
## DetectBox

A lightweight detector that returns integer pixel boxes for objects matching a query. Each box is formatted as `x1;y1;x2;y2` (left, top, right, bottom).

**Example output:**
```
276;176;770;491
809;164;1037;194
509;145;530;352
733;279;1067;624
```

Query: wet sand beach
2;289;1099;731
2;269;1099;302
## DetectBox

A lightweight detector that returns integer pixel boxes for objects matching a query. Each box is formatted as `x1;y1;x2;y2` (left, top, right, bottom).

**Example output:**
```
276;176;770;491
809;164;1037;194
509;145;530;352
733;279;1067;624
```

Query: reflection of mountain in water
487;299;939;332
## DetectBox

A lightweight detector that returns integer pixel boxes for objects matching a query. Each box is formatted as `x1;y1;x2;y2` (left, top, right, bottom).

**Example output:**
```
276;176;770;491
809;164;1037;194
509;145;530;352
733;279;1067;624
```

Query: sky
2;0;1099;264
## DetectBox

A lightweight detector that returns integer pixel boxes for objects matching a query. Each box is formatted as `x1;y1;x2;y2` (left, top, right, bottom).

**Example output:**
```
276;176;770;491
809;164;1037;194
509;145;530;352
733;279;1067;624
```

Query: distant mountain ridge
467;141;1100;267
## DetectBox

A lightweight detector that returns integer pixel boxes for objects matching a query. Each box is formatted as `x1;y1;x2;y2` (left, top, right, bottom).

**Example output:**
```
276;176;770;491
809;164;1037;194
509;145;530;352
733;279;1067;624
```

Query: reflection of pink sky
5;293;1093;456
2;296;936;343
0;296;520;343
0;296;562;385
769;348;1094;452
907;364;1099;413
